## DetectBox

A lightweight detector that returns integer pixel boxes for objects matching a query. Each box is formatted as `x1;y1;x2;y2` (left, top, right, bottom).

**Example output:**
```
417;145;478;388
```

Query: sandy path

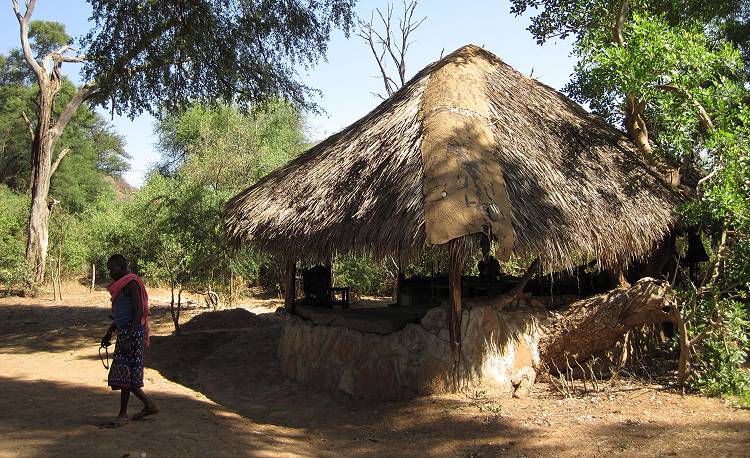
1;286;748;457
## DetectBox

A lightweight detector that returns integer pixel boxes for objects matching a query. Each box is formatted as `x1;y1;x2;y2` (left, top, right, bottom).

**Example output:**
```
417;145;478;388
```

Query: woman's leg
131;387;159;419
118;389;131;417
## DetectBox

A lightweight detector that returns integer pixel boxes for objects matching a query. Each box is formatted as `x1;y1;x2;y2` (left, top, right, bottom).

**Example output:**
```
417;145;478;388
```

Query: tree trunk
14;0;97;285
624;95;652;155
25;90;55;284
169;286;182;336
538;278;672;369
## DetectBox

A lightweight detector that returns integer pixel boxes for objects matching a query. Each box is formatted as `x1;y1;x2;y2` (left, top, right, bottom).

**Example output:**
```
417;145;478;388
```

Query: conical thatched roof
224;45;683;271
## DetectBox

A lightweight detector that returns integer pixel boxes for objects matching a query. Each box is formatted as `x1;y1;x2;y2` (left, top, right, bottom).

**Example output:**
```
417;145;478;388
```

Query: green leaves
156;101;304;190
513;0;750;397
0;186;29;287
81;0;356;117
99;101;306;292
0;54;129;212
567;14;741;126
28;21;71;59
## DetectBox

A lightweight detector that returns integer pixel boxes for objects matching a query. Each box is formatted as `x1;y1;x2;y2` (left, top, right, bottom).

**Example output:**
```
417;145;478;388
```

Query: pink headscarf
107;273;150;347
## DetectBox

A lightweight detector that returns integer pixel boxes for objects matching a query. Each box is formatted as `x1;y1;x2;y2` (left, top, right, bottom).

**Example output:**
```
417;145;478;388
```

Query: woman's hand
101;331;112;347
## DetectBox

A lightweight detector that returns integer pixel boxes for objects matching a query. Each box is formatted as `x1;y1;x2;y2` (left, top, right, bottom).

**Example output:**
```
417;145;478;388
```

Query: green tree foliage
0;53;129;212
566;14;744;160
10;1;355;284
0;20;129;209
509;0;750;396
0;186;29;288
81;0;356;117
28;20;71;59
333;254;396;297
92;101;306;298
510;0;745;45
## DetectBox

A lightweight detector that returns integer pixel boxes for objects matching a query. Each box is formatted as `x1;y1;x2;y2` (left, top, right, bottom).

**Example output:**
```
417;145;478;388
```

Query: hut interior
288;249;625;336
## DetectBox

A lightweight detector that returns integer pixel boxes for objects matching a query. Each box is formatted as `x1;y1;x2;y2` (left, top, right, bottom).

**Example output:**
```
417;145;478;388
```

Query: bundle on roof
223;45;684;271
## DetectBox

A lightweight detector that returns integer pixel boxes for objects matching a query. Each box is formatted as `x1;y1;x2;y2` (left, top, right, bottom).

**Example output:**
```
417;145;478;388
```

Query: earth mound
180;308;277;332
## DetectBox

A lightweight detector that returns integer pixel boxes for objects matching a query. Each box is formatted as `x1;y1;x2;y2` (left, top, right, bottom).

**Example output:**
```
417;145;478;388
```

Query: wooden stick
285;258;297;315
495;257;540;309
447;238;464;389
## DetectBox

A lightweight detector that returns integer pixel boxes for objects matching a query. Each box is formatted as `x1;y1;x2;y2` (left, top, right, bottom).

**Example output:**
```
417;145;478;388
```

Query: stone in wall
278;302;547;400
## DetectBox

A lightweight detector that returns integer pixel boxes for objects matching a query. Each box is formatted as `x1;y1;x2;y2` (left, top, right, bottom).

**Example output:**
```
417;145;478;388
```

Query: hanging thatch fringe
223;45;684;272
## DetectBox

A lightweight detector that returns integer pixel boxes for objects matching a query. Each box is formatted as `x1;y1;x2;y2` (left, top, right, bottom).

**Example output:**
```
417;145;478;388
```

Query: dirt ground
1;283;748;457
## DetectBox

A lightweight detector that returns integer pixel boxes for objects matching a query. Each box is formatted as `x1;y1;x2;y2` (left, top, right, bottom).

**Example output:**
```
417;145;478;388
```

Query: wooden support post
90;263;95;293
396;265;404;305
284;258;297;315
447;239;464;388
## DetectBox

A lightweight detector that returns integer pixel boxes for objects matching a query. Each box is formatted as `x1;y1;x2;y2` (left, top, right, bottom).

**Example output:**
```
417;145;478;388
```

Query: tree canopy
511;0;750;398
81;0;356;117
0;21;129;212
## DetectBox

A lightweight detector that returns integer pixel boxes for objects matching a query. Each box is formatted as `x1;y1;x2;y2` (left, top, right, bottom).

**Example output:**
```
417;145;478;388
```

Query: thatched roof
224;45;683;271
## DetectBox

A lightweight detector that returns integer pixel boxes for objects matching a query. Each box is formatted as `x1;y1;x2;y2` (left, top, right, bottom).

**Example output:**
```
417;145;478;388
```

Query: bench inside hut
299;264;350;309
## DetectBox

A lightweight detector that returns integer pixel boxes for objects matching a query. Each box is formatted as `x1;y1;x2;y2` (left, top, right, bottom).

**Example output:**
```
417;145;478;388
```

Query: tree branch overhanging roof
223;44;684;271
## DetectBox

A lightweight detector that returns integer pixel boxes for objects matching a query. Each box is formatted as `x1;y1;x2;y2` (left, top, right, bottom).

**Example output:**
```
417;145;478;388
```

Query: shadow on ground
2;301;749;457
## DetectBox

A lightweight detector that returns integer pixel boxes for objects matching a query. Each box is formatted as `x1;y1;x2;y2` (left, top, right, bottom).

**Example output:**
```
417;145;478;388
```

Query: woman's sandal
132;406;159;420
106;416;129;428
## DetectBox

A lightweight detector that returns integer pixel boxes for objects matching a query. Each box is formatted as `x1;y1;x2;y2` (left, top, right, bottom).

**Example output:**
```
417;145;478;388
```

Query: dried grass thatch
224;45;683;271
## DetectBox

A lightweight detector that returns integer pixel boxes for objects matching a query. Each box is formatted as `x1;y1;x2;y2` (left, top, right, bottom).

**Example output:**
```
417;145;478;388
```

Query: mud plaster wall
278;304;547;400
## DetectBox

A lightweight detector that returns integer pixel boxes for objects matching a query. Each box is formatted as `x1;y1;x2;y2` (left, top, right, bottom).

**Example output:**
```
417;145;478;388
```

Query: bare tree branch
50;84;99;142
697;166;721;188
54;54;87;64
357;13;396;97
11;0;43;81
20;111;34;141
356;0;425;99
395;0;425;85
50;147;69;176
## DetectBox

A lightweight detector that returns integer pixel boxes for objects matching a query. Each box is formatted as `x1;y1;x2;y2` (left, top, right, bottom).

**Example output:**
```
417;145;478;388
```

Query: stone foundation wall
278;304;546;400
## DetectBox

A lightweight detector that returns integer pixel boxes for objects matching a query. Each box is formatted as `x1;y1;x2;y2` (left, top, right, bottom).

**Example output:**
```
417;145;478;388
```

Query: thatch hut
223;45;681;398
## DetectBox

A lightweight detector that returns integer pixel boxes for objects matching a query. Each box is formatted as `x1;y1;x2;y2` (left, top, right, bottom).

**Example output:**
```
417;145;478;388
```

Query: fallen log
538;277;673;369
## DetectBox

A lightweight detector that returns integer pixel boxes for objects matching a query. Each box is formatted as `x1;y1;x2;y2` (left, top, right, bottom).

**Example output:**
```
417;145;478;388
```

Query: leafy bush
684;297;750;396
333;254;395;297
0;186;28;289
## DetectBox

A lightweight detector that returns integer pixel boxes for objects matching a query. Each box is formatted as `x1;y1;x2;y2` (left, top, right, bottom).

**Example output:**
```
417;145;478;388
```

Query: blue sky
0;0;575;186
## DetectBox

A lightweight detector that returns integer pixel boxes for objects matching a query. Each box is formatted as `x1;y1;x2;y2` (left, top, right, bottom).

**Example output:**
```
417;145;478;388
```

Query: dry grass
224;45;683;271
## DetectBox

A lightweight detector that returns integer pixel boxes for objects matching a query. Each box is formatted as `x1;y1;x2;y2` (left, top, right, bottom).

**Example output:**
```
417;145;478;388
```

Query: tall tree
10;0;356;284
510;0;750;393
510;0;748;154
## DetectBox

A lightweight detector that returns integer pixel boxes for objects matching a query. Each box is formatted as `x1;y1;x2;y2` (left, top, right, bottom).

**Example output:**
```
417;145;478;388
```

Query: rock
277;304;544;400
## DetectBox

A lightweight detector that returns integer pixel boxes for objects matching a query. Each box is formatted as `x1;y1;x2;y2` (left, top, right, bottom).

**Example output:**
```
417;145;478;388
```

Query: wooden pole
284;258;297;315
90;263;95;293
447;239;464;388
396;265;404;306
229;270;235;306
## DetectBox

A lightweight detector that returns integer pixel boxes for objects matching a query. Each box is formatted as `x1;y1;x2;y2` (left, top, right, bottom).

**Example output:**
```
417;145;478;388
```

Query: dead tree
12;0;98;284
538;278;674;369
356;0;425;99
